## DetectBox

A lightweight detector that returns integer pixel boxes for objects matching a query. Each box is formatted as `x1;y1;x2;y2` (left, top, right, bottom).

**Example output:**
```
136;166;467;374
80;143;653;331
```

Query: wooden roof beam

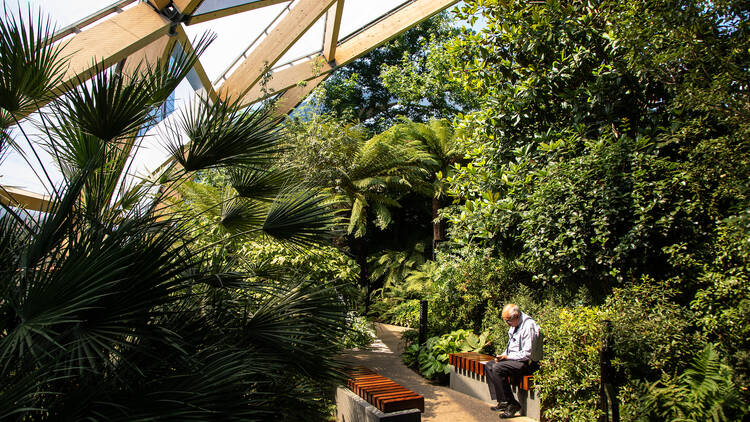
335;0;459;65
120;34;176;76
235;0;460;109
272;73;327;117
0;186;53;212
217;0;337;102
174;26;218;101
58;3;171;87
51;0;138;44
323;0;344;62
172;0;206;16
147;0;172;11
187;0;289;25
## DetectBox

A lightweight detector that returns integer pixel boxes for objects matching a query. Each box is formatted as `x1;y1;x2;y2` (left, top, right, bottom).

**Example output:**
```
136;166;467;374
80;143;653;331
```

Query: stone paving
340;323;536;422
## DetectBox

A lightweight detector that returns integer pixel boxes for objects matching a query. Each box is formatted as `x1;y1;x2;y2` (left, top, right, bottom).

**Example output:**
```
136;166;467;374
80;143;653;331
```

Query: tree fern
637;344;747;421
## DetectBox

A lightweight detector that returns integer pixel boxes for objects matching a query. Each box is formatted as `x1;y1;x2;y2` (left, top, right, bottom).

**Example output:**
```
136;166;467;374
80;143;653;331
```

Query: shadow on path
340;323;536;422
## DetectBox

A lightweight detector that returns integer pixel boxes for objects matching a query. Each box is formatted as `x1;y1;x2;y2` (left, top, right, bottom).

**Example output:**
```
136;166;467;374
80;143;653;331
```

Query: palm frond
241;281;347;377
262;188;333;247
51;32;213;144
229;166;289;200
165;97;282;172
0;6;67;118
141;32;215;107
220;190;266;234
53;64;155;143
371;201;392;230
68;348;265;421
176;180;223;218
347;195;367;236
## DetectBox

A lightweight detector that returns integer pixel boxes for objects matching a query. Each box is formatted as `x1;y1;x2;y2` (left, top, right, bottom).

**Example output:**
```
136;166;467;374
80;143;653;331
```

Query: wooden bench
448;352;540;420
336;366;424;422
344;366;425;413
449;352;535;390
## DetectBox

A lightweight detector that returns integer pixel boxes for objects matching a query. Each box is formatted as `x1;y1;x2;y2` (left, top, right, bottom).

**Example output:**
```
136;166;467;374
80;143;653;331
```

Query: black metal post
418;300;428;346
599;320;619;422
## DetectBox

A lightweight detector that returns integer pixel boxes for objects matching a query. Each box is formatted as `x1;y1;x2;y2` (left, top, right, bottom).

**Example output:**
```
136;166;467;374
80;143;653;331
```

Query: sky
2;0;463;194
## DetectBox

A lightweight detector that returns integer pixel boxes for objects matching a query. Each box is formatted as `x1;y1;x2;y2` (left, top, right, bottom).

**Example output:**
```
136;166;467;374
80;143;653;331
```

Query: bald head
502;304;520;319
502;304;521;327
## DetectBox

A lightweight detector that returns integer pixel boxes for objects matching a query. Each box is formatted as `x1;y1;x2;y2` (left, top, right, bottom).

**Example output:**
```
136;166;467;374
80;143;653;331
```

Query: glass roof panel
184;1;291;83
338;0;410;42
13;0;137;36
274;14;325;69
194;0;268;15
3;104;64;194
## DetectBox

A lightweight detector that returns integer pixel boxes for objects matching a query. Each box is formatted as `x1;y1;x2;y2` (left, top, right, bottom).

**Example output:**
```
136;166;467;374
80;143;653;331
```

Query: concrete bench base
336;387;421;422
449;364;541;421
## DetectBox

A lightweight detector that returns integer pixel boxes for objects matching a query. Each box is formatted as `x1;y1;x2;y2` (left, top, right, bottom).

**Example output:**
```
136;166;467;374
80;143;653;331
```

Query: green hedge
536;306;607;422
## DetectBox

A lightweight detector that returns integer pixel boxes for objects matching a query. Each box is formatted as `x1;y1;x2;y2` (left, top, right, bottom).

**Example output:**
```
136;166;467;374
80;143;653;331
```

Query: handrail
50;0;138;44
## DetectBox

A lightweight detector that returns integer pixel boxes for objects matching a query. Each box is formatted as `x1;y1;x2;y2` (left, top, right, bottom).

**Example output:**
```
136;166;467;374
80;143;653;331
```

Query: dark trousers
485;359;529;405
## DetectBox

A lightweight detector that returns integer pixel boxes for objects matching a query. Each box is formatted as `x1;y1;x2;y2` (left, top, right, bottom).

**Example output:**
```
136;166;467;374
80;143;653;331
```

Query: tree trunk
351;235;370;315
432;196;444;259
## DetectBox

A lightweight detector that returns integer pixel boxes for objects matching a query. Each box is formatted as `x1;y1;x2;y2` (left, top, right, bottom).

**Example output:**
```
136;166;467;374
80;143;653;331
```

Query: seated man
485;303;542;419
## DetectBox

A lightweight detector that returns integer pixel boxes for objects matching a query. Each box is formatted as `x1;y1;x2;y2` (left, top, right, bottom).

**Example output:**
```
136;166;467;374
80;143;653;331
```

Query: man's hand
495;354;508;361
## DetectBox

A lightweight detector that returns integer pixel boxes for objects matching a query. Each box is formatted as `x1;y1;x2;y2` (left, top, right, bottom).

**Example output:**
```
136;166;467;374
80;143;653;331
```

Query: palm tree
0;9;346;421
386;118;463;249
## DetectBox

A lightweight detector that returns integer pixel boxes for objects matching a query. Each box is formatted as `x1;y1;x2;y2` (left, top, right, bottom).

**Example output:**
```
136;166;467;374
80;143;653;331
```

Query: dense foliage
0;10;357;420
7;0;746;418
402;329;489;382
352;0;750;419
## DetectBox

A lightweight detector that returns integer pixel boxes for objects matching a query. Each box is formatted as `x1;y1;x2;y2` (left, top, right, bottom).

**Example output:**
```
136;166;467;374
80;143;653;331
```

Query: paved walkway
340;323;536;422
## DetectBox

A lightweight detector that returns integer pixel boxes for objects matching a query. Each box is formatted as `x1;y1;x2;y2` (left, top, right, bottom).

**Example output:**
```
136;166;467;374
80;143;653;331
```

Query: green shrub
691;218;750;397
427;245;528;333
692;270;750;397
369;298;422;328
341;313;375;350
604;277;704;380
536;306;607;422
390;299;422;328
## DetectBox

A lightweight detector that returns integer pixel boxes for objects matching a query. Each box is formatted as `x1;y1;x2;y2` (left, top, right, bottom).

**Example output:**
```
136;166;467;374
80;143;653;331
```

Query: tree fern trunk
432;196;443;259
351;235;370;315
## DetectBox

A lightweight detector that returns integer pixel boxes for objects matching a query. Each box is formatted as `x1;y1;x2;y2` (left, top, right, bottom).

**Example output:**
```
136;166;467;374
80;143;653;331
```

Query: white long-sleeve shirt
504;312;542;362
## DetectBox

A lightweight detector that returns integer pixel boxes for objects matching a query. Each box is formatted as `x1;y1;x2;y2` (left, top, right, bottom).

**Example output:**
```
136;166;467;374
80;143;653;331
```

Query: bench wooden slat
448;352;535;390
344;366;425;413
380;395;425;413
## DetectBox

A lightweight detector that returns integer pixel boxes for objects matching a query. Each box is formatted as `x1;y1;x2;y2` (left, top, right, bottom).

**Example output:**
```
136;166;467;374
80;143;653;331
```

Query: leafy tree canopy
316;12;472;130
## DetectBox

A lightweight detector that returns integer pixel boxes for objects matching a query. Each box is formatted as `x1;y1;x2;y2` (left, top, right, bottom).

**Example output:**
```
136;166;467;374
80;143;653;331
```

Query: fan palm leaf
262;188;334;246
240;281;346;376
165;97;282;172
0;6;67;120
229;166;289;200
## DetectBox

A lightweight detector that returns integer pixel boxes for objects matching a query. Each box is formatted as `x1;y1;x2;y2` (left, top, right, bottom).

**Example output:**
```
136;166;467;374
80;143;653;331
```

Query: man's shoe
499;402;521;418
490;402;509;411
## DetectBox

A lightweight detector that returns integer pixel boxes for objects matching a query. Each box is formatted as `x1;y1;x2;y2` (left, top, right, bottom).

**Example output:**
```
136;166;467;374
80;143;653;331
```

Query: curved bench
336;366;424;422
